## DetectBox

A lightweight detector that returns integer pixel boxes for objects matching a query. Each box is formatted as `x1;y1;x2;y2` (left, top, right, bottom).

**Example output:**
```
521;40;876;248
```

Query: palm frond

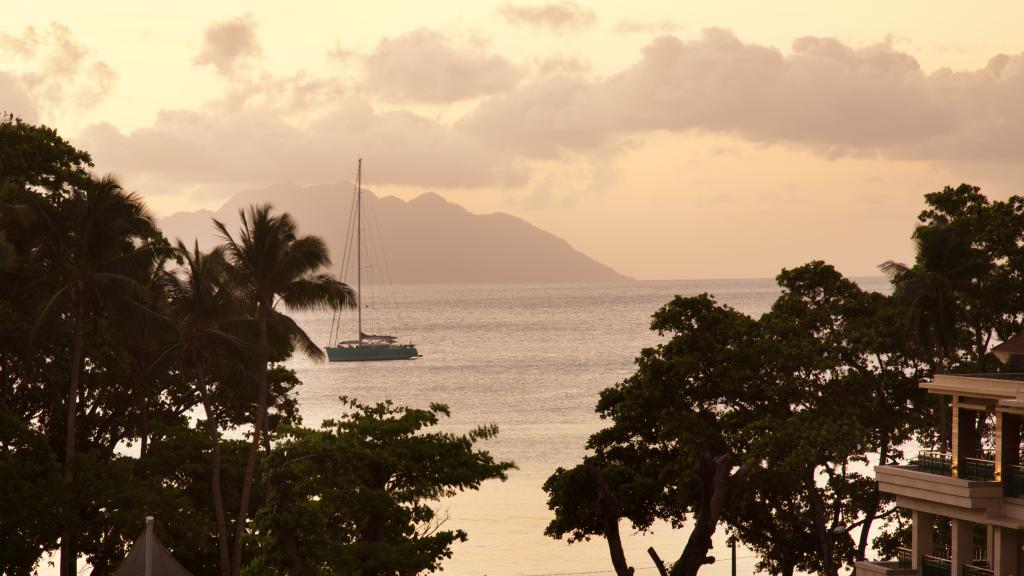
878;260;910;282
280;274;357;312
91;272;153;301
273;235;332;283
268;312;325;362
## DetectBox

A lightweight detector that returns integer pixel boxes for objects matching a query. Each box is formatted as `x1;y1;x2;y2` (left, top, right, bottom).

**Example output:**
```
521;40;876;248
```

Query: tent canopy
992;332;1024;365
113;517;193;576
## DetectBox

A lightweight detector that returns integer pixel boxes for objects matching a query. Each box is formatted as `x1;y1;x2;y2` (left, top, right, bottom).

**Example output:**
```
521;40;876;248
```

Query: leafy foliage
546;262;925;576
249;398;515;575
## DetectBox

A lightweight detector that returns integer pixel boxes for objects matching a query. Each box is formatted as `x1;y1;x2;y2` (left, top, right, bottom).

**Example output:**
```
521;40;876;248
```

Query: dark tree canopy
249;398;515;576
546;262;926;576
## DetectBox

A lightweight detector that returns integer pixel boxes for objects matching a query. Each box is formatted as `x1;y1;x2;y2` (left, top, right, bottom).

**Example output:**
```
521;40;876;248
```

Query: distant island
160;184;630;284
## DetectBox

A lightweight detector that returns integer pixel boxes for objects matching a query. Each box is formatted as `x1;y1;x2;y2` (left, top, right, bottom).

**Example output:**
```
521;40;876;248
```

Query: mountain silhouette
159;183;629;284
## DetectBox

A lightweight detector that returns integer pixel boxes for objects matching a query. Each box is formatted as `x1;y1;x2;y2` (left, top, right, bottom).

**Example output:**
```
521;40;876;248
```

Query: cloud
614;19;680;35
533;56;591;78
215;70;350;118
70;23;525;197
193;15;261;76
0;72;38;122
459;74;609;157
40;23;1024;205
78;95;527;194
498;2;596;31
460;28;1024;165
0;23;116;118
327;45;356;63
362;29;521;103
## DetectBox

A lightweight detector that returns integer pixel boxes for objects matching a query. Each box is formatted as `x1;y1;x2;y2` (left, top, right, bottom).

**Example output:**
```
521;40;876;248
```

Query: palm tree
214;204;356;576
154;240;248;576
880;223;980;451
27;175;161;576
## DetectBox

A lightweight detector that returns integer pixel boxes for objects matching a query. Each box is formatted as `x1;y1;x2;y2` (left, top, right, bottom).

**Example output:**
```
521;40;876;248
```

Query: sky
4;1;1024;280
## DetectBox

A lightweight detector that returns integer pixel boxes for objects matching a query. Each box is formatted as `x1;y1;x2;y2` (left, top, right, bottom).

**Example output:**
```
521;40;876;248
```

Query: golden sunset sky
4;1;1024;279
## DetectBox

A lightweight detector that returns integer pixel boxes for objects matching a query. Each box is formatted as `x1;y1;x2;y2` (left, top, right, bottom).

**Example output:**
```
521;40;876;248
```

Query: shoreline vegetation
4;115;1024;576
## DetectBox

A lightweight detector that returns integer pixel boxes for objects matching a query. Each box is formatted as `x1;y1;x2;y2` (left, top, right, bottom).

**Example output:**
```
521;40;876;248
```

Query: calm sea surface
286;277;892;576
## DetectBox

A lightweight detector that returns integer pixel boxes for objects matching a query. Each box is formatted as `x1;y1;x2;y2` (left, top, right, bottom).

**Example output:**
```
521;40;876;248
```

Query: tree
544;294;757;576
747;263;921;576
0;402;63;573
545;262;924;576
880;184;1024;450
155;241;249;576
250;398;515;575
911;184;1024;367
214;204;356;576
25;175;163;576
0;114;92;196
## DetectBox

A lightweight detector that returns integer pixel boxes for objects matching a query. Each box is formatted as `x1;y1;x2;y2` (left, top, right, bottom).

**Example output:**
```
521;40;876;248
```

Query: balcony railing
917;451;953;476
1007;465;1024;497
960;456;996;481
963;565;995;576
896;547;913;569
923;555;952;576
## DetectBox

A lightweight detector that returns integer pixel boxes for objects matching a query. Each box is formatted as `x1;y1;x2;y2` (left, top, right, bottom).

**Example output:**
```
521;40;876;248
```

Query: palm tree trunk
231;301;271;576
196;354;231;576
139;388;149;458
60;301;84;576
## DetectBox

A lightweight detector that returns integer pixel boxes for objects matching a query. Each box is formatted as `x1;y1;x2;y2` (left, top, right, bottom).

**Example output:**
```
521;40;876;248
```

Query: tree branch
585;462;634;576
649;547;669;576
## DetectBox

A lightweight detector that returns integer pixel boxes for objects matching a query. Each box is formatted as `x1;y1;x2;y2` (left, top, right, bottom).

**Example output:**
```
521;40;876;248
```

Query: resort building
857;337;1024;576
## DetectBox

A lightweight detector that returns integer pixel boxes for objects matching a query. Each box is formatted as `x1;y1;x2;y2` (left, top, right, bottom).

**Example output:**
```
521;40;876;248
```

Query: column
912;510;936;570
999;413;1022;493
954;395;962;477
952;518;974;574
990;525;997;566
994;526;1018;576
957;405;980;478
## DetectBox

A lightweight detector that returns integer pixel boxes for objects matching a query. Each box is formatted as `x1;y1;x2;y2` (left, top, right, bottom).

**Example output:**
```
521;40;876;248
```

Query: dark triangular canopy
113;518;193;576
992;333;1024;365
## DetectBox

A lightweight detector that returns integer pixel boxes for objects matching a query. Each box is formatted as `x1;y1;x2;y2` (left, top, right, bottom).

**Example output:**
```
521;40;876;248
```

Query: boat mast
357;158;362;343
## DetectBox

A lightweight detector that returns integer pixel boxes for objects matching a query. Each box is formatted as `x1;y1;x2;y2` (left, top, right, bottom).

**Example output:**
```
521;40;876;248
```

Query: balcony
962;565;994;576
897;547;912;569
1005;465;1024;497
923;555;952;576
915;451;995;481
855;560;917;576
918;451;953;476
875;463;1003;512
960;457;995;482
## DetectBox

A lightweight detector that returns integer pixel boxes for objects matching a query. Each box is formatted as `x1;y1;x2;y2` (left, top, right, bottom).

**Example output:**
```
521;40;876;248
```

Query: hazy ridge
160;183;629;284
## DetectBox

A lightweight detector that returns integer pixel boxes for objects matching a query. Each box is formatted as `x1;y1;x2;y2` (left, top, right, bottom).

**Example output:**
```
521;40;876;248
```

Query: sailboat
326;159;420;361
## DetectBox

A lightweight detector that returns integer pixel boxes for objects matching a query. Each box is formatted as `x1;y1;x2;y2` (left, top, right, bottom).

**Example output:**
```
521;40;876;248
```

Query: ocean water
286;277;892;576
